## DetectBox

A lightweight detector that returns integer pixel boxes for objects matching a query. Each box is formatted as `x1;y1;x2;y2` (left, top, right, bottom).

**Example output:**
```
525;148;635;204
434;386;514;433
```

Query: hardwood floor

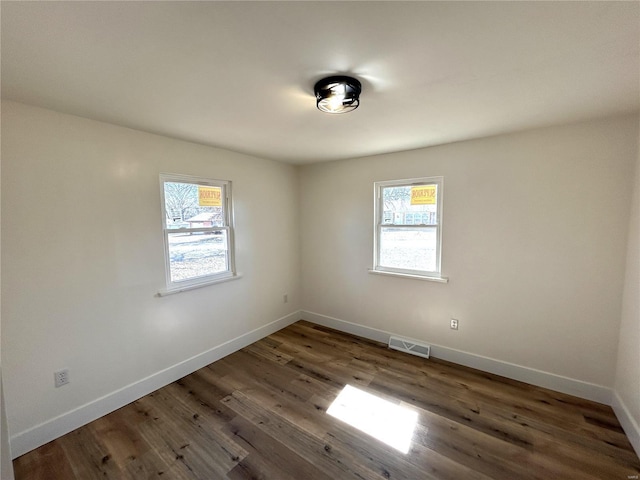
14;320;640;479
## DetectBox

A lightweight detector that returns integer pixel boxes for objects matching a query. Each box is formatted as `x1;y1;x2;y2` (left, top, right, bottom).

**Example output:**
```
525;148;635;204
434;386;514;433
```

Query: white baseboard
12;310;624;459
611;390;640;457
10;311;301;459
301;310;612;405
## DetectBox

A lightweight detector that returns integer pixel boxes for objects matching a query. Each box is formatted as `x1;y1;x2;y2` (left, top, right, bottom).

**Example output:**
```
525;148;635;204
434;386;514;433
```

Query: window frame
372;176;446;282
159;173;236;294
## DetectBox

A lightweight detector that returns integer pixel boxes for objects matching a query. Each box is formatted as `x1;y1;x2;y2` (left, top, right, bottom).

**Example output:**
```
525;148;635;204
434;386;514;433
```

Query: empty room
1;1;639;479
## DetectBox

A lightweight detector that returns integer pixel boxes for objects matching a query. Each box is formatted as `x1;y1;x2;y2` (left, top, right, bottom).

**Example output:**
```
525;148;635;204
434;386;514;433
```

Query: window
160;174;236;293
372;177;445;281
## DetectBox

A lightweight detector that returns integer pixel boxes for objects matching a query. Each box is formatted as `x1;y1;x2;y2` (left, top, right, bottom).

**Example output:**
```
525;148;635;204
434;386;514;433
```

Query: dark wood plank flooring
13;320;640;479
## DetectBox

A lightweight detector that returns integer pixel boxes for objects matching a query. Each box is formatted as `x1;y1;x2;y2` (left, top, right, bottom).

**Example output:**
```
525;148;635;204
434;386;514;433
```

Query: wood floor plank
119;453;162;480
410;402;608;480
135;416;218;480
243;341;294;365
224;416;333;480
58;424;126;480
140;390;248;476
222;389;383;480
89;412;152;471
13;320;640;480
12;440;77;480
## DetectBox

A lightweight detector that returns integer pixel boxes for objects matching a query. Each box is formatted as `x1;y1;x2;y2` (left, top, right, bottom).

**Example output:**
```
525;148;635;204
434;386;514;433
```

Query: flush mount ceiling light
314;75;362;114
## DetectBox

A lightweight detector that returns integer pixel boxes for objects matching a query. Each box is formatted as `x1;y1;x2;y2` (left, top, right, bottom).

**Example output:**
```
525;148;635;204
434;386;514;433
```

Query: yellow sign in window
410;185;437;205
198;186;222;206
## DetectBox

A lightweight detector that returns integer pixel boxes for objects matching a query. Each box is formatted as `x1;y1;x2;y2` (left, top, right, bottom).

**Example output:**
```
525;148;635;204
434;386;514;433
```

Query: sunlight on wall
326;384;418;454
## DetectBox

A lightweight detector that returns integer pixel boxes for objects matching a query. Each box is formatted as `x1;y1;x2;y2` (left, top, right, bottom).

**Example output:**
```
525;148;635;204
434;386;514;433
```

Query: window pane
167;230;228;283
164;182;224;227
379;226;437;272
381;185;437;225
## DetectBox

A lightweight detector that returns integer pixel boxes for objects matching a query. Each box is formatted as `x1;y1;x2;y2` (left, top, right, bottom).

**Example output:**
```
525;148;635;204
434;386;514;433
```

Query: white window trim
367;269;448;283
159;173;237;295
371;176;447;282
157;272;242;297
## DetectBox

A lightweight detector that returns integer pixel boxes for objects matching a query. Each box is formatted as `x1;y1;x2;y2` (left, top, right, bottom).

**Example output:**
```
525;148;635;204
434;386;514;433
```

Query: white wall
1;371;15;480
614;123;640;455
1;101;301;455
300;115;638;391
1;143;15;479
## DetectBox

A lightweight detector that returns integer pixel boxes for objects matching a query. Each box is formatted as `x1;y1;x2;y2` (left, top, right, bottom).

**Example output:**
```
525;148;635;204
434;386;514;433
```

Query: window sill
157;273;242;297
368;269;449;283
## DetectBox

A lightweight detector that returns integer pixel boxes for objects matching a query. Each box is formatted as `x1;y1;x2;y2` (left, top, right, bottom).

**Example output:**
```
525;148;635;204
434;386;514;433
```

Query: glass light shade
314;76;361;114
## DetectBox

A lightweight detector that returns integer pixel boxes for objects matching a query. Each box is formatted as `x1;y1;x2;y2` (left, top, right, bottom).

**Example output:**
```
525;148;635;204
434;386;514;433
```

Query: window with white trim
160;174;235;292
373;177;444;280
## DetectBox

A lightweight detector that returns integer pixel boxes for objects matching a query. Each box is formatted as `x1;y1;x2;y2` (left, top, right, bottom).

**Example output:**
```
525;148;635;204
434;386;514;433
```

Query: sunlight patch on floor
326;384;418;454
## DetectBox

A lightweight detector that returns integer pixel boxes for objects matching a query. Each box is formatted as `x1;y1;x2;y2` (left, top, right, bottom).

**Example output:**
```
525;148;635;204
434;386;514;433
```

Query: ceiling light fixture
314;75;362;114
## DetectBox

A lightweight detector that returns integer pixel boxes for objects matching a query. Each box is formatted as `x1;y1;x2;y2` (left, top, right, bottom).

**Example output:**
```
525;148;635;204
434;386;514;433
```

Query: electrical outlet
450;318;459;330
283;294;288;304
54;369;69;388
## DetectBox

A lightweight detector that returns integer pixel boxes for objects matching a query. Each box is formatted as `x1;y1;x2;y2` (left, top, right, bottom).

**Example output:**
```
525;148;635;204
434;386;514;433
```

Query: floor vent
388;336;431;359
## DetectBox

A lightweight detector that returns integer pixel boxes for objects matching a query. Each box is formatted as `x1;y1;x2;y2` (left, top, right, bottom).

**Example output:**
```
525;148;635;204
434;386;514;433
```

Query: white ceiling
2;1;639;164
